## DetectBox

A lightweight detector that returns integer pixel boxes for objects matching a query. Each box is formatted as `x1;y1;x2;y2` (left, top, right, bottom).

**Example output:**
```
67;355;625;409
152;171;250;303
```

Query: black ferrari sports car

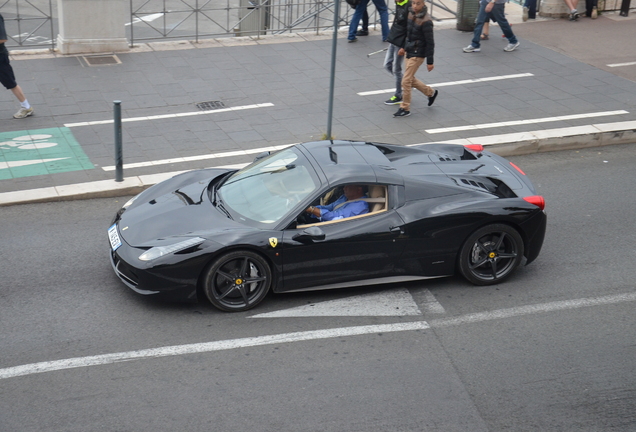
108;140;546;311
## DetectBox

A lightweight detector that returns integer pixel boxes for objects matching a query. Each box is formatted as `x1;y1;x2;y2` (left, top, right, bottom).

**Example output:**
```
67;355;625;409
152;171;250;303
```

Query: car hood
118;169;246;246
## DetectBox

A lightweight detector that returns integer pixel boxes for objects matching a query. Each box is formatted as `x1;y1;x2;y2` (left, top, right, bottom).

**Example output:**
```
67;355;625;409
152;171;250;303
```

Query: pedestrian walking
0;13;33;119
346;0;370;36
462;0;519;53
383;0;410;106
393;0;438;118
348;0;390;43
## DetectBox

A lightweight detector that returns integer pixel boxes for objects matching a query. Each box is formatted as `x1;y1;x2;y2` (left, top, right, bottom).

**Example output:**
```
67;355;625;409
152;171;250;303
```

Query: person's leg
482;21;489;38
563;0;579;11
524;0;537;18
383;44;395;75
399;57;424;112
470;2;488;48
362;9;369;31
371;0;390;40
492;4;517;43
384;46;403;104
10;84;26;103
9;84;33;118
411;68;435;98
348;0;370;40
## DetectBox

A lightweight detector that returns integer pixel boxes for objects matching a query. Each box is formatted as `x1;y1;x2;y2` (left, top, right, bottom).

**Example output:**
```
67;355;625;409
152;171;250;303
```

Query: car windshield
217;148;319;225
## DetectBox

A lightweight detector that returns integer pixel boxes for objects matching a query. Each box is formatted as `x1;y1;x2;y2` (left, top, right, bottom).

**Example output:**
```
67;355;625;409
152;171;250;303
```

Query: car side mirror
254;151;271;161
292;226;326;243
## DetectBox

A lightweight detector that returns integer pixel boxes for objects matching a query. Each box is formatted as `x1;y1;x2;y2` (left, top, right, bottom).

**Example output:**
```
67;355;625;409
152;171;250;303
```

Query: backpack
346;0;361;7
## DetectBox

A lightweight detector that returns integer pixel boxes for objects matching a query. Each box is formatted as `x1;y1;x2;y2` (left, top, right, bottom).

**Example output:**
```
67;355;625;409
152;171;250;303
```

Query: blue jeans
348;0;390;41
471;2;517;48
383;44;404;98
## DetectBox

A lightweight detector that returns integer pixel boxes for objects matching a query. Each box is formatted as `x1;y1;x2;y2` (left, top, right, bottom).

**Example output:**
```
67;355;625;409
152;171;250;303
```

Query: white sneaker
13;107;34;119
463;45;480;53
591;6;598;18
504;42;520;52
522;6;529;21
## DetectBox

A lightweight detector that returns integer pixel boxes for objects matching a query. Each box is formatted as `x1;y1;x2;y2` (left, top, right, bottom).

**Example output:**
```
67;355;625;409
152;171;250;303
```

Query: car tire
458;224;524;285
203;250;272;312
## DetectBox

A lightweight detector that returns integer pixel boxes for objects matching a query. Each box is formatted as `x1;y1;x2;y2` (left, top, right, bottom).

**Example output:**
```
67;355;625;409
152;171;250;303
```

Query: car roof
298;140;435;187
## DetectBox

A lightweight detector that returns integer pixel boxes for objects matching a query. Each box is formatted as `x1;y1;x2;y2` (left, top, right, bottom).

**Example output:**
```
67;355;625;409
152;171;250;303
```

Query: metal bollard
114;101;123;182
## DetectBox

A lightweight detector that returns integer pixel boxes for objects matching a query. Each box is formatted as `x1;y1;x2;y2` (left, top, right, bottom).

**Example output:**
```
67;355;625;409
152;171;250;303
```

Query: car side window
296;184;388;228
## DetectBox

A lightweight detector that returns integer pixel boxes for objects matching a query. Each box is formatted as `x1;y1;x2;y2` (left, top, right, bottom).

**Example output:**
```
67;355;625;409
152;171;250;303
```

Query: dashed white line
64;103;275;128
607;61;636;68
430;292;636;328
101;143;294;171
357;73;535;96
2;291;634;381
425;110;630;134
0;322;430;380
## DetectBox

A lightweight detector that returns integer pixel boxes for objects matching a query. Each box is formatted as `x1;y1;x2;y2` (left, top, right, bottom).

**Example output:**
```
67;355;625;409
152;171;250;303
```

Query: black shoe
356;30;369;36
384;95;402;105
428;89;438;106
393;108;411;117
348;38;358;43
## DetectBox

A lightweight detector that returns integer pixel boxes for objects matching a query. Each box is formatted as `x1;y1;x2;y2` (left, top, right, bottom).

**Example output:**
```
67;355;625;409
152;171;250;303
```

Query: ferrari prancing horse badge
269;237;278;248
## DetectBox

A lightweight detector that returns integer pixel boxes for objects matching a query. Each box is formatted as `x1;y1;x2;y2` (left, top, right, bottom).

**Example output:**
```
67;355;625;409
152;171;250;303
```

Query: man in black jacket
383;0;409;105
393;0;438;118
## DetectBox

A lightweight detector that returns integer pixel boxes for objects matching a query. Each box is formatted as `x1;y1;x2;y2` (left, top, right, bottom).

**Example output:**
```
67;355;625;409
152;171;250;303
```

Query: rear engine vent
438;155;459;162
460;178;489;191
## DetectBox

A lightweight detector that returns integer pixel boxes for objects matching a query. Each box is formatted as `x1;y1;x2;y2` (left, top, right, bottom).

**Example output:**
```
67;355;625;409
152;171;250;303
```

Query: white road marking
0;322;430;380
2;291;635;380
421;289;446;314
101;143;294;171
412;119;636;148
607;61;636;68
64;103;275;128
126;13;164;26
357;73;535;96
0;158;69;170
249;288;424;318
425;110;629;134
429;292;636;328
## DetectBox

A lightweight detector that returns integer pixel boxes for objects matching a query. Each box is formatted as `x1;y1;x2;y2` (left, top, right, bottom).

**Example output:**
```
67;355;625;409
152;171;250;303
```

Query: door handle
389;226;403;234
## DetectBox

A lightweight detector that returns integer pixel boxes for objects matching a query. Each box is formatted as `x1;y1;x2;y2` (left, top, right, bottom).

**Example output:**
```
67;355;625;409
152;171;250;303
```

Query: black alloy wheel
203;250;272;312
458;224;524;285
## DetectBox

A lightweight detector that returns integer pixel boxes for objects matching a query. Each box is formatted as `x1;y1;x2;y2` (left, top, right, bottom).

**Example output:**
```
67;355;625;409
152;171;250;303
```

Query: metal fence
0;0;55;50
0;0;456;50
128;0;455;45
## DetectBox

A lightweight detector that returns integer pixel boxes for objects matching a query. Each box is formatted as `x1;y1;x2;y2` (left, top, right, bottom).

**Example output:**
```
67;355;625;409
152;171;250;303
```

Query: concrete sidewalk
1;10;635;206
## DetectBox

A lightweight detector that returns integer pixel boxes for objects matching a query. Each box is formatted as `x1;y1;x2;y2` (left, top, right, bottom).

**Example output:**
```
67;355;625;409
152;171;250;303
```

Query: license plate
108;224;122;251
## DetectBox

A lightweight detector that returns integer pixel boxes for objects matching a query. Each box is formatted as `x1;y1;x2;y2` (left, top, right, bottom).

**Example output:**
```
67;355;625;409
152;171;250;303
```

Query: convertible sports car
108;140;546;312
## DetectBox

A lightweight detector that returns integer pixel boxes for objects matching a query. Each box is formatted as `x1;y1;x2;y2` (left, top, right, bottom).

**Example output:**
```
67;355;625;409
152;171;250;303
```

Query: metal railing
0;0;55;50
0;0;457;50
128;0;456;45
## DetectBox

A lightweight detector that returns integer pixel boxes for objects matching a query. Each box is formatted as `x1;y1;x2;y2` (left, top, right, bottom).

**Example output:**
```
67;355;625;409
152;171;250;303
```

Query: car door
279;207;407;292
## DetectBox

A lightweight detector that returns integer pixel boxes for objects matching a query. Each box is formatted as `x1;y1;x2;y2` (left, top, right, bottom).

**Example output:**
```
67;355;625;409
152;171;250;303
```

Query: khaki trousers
401;57;434;111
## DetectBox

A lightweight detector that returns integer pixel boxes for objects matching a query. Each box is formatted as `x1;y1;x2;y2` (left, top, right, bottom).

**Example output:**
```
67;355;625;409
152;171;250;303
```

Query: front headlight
138;237;205;262
122;195;138;209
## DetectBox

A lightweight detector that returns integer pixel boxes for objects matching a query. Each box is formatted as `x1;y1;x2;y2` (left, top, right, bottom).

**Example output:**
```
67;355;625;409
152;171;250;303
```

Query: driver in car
304;185;369;221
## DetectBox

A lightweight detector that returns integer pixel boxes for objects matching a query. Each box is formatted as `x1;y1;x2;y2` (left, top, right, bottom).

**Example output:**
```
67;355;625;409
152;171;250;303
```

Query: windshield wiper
215;198;232;219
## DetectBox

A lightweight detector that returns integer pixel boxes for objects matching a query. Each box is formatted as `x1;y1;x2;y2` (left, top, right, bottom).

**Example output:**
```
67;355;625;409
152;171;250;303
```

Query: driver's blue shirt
314;194;369;221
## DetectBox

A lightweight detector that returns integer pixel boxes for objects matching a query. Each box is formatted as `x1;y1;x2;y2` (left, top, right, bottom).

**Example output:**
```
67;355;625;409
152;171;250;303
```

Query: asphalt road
1;143;636;431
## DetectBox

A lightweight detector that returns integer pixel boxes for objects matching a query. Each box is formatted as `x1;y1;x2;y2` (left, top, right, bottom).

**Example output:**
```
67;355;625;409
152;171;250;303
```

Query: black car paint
109;140;546;303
